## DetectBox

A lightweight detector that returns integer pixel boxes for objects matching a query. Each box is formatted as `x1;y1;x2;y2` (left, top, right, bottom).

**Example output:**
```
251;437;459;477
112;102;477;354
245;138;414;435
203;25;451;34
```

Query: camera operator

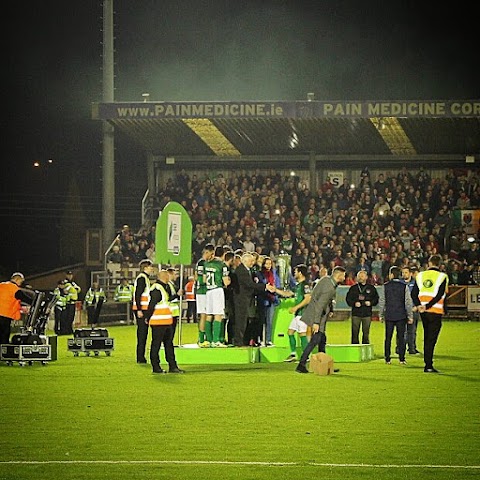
0;273;34;345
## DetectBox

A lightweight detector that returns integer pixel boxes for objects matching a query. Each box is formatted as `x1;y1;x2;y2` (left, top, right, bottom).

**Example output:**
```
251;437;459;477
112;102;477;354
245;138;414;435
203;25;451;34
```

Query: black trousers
299;331;327;366
150;324;177;370
135;311;149;362
171;317;179;345
420;312;442;369
87;306;97;325
0;316;13;345
186;301;197;322
225;297;235;344
62;304;76;335
245;305;264;344
233;301;248;346
54;308;64;335
384;320;407;362
351;315;372;344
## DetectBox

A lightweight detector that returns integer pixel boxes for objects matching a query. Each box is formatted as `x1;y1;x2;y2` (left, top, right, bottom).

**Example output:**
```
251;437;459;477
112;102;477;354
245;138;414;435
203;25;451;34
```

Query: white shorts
206;288;225;316
288;315;308;334
196;294;207;314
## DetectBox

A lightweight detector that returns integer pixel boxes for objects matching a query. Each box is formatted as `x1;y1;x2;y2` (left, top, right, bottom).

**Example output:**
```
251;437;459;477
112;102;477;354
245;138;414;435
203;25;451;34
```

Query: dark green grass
1;320;479;480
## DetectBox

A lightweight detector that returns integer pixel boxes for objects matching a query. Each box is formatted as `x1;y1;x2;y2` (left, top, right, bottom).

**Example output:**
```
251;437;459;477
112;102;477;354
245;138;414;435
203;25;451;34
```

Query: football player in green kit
204;246;231;346
195;244;214;347
282;264;312;362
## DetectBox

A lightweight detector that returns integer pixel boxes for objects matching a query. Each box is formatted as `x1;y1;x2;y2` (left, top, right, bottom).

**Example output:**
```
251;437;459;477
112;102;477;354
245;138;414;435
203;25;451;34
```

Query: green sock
198;331;205;343
300;336;308;351
288;334;296;354
205;321;213;343
213;321;222;343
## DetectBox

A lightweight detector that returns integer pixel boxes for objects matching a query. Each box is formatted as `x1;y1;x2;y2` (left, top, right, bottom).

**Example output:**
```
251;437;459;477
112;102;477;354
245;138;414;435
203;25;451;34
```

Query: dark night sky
2;0;479;275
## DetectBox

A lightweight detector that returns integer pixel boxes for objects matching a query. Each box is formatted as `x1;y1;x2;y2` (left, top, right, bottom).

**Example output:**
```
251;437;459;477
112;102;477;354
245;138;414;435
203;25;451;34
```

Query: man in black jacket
346;270;379;344
378;266;414;365
232;252;276;347
133;259;154;363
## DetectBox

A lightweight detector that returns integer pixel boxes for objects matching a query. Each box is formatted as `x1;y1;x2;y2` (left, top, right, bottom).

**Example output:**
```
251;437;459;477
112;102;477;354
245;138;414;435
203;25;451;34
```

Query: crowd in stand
107;166;480;286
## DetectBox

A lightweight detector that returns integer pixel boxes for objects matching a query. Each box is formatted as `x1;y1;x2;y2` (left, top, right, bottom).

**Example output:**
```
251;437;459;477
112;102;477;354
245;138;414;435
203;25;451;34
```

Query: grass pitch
1;320;479;480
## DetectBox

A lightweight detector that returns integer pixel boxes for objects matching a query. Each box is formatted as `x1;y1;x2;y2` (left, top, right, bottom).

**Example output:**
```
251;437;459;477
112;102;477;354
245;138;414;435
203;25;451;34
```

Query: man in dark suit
295;266;346;373
232;252;276;347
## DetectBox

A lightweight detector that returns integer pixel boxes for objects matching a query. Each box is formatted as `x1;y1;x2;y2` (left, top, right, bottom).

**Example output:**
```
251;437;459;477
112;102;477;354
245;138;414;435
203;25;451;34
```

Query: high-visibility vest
84;288;106;307
185;281;195;301
132;273;150;311
114;284;133;302
64;281;81;303
0;281;21;320
54;287;67;309
149;284;173;326
168;281;180;317
416;269;449;314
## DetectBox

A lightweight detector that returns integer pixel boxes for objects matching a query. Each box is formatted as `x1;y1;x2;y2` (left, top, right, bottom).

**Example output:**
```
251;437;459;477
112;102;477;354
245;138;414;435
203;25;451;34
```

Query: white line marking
0;460;478;469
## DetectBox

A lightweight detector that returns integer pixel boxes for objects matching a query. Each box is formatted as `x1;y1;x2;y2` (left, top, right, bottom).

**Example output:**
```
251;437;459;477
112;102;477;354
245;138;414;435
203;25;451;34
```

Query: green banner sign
155;202;192;265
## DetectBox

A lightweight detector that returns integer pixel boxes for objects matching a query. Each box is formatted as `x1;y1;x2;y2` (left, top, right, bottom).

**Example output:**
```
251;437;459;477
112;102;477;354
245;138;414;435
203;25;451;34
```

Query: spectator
456;190;471;209
243;235;255;253
107;245;124;264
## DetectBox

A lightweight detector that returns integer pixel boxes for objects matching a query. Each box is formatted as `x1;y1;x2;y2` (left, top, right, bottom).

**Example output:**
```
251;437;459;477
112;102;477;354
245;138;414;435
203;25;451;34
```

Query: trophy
276;254;292;290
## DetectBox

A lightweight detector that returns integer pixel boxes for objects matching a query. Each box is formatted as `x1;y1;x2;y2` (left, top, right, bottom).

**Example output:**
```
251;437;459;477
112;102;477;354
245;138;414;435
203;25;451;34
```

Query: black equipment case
67;298;114;356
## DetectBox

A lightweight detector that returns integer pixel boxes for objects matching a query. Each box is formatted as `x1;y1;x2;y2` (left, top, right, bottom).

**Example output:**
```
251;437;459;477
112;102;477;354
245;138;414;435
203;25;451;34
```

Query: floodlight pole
102;0;115;253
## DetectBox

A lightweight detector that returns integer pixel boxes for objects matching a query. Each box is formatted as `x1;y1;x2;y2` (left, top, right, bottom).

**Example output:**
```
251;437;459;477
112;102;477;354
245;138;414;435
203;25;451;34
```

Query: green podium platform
325;343;375;362
271;298;297;348
260;344;374;363
171;344;260;365
170;343;374;365
167;300;374;365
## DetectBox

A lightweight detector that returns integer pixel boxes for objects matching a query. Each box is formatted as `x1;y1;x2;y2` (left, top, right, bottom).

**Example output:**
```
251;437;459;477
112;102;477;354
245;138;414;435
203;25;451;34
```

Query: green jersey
204;258;228;290
294;281;310;316
195;259;207;295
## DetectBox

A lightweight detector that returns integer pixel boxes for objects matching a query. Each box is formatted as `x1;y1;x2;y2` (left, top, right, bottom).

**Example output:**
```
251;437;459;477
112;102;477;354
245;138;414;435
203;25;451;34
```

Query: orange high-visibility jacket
0;281;21;320
149;283;173;326
132;272;151;311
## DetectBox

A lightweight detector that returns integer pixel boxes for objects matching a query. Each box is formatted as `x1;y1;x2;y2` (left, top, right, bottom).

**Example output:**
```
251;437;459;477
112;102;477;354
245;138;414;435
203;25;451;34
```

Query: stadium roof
92;99;480;162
